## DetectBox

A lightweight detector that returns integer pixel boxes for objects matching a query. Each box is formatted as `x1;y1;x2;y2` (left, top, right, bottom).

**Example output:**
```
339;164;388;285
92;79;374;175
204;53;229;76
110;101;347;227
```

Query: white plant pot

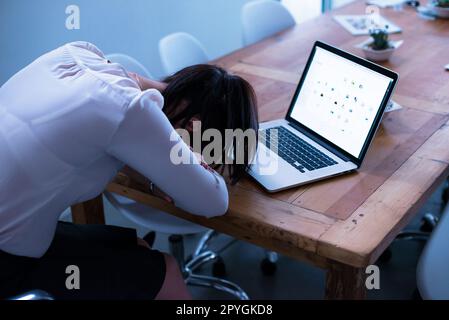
362;45;395;62
428;2;449;18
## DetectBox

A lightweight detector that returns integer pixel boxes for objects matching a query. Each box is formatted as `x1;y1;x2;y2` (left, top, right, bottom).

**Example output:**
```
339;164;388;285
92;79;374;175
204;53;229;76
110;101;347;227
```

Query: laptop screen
289;46;394;159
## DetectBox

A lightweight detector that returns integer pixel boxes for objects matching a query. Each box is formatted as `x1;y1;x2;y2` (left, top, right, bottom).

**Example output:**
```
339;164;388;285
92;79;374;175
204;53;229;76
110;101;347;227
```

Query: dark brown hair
162;64;259;184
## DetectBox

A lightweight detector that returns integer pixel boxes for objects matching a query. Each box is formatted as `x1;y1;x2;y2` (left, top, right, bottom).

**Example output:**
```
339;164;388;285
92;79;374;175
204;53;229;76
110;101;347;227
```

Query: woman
0;42;258;300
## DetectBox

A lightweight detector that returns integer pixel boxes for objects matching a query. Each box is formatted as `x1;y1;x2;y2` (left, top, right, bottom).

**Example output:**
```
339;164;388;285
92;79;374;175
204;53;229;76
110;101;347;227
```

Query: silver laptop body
249;41;398;193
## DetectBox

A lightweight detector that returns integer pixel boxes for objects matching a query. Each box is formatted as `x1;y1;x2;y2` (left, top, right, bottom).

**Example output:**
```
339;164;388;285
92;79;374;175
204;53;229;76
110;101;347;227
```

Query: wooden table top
108;1;449;269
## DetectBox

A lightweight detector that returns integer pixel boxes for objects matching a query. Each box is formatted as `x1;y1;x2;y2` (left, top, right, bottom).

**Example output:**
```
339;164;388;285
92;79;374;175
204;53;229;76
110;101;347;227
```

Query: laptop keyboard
259;126;338;173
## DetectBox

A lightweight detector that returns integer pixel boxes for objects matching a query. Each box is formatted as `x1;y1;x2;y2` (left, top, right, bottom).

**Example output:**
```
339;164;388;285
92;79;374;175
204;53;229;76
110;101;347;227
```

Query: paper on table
366;0;405;8
385;100;402;113
334;15;402;35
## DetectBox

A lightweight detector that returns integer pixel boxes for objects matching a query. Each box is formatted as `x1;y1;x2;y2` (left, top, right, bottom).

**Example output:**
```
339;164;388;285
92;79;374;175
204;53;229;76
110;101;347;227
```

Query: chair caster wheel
419;213;438;233
260;258;277;276
378;248;392;263
143;231;156;248
212;257;227;277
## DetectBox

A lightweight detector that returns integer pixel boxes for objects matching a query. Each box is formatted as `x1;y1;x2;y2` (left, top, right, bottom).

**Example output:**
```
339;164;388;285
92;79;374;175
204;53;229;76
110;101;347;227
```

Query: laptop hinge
287;122;352;162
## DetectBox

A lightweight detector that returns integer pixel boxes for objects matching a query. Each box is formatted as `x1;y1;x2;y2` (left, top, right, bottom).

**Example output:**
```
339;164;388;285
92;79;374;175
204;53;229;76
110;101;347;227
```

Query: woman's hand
128;72;168;93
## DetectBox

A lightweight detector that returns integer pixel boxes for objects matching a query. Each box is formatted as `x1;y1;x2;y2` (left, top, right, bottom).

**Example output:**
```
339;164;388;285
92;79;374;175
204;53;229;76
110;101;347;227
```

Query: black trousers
0;222;165;300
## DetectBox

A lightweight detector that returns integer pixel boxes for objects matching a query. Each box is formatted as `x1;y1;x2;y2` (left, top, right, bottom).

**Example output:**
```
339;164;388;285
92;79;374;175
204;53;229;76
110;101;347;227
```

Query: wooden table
72;1;449;299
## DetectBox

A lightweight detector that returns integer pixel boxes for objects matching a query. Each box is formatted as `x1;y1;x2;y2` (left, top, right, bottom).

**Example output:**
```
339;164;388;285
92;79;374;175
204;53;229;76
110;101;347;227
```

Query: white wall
0;0;251;84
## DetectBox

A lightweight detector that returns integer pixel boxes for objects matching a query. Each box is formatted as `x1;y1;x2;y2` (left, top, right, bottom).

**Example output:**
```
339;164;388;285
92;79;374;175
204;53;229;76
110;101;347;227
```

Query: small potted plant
362;27;395;62
428;0;449;18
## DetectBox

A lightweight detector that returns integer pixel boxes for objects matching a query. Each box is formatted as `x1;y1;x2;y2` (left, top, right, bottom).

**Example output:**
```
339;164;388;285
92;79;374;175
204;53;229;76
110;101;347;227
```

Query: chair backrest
417;204;449;299
159;32;209;76
106;53;153;78
241;0;296;46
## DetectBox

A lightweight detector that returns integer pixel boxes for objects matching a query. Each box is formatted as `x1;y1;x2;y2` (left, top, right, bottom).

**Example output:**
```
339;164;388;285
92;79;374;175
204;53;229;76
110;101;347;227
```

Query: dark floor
60;181;446;299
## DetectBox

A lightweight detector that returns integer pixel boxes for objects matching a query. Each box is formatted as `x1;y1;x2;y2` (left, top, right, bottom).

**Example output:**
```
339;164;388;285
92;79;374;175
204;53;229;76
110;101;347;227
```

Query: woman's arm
106;90;229;218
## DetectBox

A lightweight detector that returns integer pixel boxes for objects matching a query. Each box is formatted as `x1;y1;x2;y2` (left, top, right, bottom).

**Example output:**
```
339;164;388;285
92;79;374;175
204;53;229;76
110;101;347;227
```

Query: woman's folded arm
106;90;229;218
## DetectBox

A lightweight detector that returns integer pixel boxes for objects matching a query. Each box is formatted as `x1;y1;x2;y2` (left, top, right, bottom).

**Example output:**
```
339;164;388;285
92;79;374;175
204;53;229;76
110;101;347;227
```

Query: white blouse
0;42;228;258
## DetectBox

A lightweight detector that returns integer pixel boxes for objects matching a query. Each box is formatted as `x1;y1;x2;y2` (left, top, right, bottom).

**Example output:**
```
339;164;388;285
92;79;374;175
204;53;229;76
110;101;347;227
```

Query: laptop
249;41;398;192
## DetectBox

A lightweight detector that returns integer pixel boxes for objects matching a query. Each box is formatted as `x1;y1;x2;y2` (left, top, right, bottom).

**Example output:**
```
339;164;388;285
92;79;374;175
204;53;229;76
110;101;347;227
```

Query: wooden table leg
71;194;106;225
325;262;367;300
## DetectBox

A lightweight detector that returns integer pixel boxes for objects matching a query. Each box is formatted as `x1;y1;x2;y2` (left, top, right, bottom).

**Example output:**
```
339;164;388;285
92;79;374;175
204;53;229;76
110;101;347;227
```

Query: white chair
104;192;249;300
241;0;296;46
159;32;209;76
106;53;153;78
417;203;449;299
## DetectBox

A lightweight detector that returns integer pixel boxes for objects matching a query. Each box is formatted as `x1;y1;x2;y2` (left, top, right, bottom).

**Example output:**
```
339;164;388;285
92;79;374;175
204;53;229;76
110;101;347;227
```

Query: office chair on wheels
102;51;250;299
